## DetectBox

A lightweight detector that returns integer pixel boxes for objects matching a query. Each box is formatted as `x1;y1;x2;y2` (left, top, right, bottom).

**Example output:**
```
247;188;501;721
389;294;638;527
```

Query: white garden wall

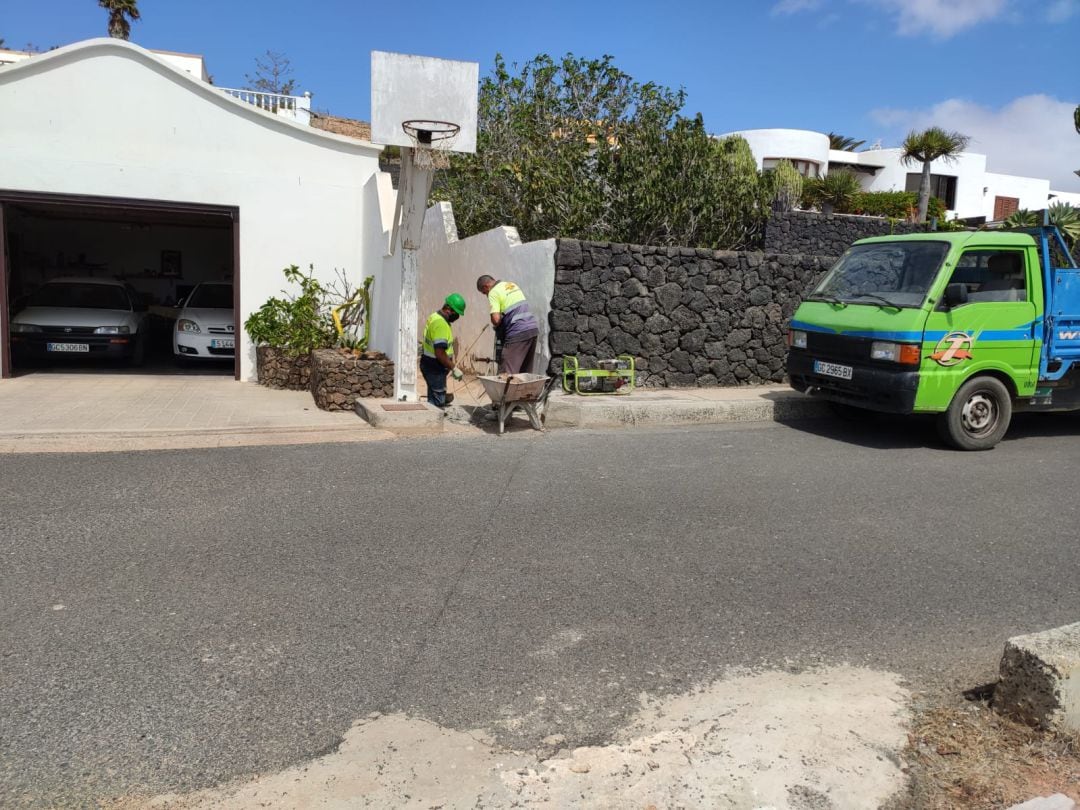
417;202;555;375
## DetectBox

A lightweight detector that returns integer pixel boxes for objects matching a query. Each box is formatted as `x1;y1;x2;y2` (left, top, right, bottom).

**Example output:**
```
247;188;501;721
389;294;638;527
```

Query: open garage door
0;191;239;380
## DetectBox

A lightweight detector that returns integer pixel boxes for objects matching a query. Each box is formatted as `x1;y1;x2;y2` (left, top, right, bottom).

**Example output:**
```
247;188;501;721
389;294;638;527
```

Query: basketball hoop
402;119;460;170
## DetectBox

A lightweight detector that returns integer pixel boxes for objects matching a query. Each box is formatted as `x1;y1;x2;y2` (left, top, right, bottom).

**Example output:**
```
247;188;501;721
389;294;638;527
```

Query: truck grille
806;332;873;364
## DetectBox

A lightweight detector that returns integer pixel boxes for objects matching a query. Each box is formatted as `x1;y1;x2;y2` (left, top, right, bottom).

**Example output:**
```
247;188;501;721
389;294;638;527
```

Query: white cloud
770;0;824;15
871;95;1080;191
770;0;1075;36
861;0;1008;38
1045;0;1079;22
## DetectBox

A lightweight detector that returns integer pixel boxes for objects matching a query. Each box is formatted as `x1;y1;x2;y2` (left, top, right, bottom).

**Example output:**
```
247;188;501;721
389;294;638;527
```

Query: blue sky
4;0;1079;189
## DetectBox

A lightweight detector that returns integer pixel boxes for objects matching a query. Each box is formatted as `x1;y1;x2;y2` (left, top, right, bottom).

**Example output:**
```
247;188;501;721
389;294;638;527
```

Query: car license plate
211;339;234;349
47;343;90;353
813;360;853;380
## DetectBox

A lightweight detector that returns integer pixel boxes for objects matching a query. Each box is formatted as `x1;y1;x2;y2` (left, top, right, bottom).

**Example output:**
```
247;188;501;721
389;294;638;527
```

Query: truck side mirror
944;283;968;309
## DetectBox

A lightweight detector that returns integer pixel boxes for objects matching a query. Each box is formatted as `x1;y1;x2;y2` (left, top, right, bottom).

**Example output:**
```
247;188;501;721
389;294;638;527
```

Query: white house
727;128;1080;220
0;38;398;382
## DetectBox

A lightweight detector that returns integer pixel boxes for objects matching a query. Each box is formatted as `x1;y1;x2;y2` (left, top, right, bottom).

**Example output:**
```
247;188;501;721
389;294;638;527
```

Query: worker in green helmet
420;293;466;408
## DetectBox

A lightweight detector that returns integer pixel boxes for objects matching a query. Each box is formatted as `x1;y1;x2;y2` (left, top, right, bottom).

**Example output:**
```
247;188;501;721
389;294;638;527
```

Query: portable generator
561;355;636;395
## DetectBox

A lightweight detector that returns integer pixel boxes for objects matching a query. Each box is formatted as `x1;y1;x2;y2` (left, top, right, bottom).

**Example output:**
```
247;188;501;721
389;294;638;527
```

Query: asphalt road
2;414;1078;806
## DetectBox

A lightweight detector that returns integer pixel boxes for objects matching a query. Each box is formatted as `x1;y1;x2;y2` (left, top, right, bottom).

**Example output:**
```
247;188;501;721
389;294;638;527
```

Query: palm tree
900;127;970;222
99;0;140;40
827;133;866;152
804;169;862;214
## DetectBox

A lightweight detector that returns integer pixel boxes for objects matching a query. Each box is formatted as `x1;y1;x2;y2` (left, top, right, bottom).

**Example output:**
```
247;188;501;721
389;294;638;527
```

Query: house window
763;158;819;178
905;173;957;210
993;196;1020;221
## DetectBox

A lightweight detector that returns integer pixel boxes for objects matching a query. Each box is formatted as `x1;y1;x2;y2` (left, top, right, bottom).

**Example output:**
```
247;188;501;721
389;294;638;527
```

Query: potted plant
245;265;336;389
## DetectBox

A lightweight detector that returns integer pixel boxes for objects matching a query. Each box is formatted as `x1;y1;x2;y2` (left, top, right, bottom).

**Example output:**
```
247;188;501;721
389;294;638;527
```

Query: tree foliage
827;132;866;151
245;50;297;96
438;54;769;250
900;127;970;222
98;0;140;40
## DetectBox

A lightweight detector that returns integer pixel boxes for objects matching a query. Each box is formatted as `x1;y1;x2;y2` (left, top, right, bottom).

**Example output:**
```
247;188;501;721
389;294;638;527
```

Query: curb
544;391;830;429
0;422;394;454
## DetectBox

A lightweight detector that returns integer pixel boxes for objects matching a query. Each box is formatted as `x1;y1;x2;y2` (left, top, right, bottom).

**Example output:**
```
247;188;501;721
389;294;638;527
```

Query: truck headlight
788;329;808;349
93;325;130;334
871;341;921;365
177;319;201;334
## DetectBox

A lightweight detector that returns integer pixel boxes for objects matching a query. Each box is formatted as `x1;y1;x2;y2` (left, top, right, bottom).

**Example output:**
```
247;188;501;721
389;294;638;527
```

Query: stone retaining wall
310;348;394;410
255;346;311;390
549;239;833;387
764;210;925;256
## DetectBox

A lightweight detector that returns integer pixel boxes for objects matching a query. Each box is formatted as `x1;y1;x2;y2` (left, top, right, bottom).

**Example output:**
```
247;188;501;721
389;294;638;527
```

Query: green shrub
803;170;861;214
764;159;803;213
244;265;337;356
849;190;946;222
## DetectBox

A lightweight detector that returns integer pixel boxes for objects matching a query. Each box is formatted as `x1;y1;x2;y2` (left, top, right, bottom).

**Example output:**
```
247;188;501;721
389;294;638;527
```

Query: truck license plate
47;343;90;353
813;360;853;380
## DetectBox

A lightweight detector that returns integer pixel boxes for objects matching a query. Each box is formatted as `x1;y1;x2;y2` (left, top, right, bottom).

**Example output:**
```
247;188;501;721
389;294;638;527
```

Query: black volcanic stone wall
765;210;926;256
549;240;833;387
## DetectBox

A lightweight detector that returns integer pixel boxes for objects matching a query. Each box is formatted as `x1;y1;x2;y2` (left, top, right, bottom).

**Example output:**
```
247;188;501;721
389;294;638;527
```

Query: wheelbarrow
477;373;555;435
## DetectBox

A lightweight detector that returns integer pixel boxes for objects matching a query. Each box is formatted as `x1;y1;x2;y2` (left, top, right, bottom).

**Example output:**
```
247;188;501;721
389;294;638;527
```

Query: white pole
393;147;434;402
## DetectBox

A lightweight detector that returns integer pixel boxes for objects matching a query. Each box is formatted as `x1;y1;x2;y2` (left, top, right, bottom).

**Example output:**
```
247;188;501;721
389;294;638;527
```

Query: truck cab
787;227;1079;450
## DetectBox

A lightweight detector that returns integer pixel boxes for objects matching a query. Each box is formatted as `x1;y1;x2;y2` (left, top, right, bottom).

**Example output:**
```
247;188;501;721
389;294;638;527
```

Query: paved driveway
0;373;380;451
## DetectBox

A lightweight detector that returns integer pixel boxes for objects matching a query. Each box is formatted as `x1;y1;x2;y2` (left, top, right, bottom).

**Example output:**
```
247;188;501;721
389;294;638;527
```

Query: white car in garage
10;277;148;364
174;282;235;360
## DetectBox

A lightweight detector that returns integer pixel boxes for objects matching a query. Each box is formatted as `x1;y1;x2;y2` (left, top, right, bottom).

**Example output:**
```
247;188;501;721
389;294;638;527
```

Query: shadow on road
783;411;1079;451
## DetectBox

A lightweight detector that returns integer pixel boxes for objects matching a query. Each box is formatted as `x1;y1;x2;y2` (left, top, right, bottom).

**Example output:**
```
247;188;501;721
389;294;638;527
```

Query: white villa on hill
726;128;1080;221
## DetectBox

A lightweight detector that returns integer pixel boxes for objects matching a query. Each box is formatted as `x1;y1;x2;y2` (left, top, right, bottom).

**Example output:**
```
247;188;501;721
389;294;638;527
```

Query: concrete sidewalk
438;375;830;432
0;372;829;453
0;373;392;453
543;384;829;429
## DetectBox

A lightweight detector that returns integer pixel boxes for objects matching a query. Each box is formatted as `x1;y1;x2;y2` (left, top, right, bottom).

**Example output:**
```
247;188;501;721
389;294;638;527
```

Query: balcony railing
217;88;312;125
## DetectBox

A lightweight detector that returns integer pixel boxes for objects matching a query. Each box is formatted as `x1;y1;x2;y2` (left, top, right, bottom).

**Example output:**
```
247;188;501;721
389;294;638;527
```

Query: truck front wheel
937;376;1012;451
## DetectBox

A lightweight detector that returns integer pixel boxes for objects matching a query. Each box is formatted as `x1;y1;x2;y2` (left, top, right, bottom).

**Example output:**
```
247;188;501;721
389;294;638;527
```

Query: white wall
152;50;209;82
860;148;988;217
0;38;393;381
1051;189;1080;208
984;172;1052;219
417;202;555;375
724;129;830;175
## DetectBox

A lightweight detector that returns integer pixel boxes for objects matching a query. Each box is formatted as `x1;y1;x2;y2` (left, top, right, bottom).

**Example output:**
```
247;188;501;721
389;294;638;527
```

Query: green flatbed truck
787;225;1080;450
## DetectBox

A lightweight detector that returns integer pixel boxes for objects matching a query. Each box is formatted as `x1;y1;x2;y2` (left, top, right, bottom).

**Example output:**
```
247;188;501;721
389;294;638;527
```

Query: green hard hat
444;293;467;316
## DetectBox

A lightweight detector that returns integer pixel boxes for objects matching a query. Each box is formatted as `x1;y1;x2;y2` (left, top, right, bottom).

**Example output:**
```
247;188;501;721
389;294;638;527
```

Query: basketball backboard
370;51;478;153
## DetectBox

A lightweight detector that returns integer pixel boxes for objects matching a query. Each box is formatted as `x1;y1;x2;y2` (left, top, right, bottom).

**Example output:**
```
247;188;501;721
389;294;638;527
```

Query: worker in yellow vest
476;275;539;374
420;294;466;408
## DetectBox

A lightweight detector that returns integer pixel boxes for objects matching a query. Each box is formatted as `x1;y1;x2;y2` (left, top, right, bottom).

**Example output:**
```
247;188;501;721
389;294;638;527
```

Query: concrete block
1008;795;1076;810
994;621;1080;733
355;399;444;431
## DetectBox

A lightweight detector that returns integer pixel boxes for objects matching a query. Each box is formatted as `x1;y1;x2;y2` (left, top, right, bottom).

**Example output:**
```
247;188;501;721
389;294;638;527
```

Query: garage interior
1;193;238;379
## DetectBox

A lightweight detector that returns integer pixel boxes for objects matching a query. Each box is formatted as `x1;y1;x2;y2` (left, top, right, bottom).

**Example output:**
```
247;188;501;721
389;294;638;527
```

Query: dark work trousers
420;355;448;408
499;335;537;374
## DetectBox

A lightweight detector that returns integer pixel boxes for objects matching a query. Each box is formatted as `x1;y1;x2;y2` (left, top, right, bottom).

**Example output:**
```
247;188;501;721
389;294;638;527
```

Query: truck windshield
809;241;950;308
